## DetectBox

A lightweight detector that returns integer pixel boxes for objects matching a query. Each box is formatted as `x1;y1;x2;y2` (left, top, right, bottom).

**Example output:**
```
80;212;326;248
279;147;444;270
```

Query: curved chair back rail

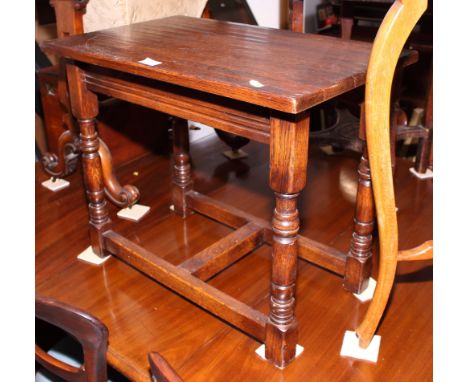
356;0;430;348
35;295;109;382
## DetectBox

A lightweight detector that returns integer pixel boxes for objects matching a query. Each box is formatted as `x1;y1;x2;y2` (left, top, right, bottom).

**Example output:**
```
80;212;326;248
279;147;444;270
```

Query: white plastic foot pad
409;167;433;179
255;344;304;366
41;178;70;192
353;277;377;302
320;145;336;155
340;330;381;363
223;149;248;160
117;204;150;222
77;246;111;265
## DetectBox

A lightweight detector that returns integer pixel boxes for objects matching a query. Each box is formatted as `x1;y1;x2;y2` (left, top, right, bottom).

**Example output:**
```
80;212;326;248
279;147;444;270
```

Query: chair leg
41;127;80;178
98;138;140;208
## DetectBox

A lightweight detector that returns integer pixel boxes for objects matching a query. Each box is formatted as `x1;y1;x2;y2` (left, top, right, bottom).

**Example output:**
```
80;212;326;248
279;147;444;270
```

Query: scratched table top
41;16;385;113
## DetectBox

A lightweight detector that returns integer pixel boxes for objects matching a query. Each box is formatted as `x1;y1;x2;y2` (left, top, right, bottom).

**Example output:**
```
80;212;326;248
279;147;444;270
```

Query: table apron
84;71;272;144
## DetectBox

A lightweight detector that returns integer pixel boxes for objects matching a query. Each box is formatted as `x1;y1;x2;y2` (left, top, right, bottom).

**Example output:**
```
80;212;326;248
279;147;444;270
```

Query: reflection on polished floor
36;133;432;381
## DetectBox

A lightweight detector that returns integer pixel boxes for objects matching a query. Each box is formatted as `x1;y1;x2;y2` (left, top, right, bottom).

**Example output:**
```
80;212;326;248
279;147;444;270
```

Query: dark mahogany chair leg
344;104;374;294
35;295;109;382
41;128;80;178
265;112;309;368
214;129;250;159
172;117;193;217
148;352;184;382
41;65;81;179
66;63;112;257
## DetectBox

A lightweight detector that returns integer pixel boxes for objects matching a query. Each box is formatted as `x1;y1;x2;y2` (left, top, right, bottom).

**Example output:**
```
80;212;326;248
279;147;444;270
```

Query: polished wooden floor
36;133;432;381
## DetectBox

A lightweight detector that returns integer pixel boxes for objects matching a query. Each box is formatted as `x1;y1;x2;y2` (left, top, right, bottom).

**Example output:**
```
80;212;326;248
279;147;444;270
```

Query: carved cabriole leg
340;2;354;40
98;139;140;208
265;112;309;368
344;104;374;293
172;118;193;217
66;63;111;256
41;61;80;178
41;128;80;178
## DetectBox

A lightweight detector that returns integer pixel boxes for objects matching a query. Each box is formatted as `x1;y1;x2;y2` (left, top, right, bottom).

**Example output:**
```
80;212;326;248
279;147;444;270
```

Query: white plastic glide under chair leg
117;204;150;222
41;177;70;192
353;277;377;303
223;149;248;160
409;167;433;179
77;246;111;265
340;330;381;363
255;344;304;368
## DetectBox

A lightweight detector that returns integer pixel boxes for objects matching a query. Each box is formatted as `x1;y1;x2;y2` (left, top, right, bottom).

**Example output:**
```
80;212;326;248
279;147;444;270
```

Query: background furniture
36;295;110;382
41;14;405;367
355;0;433;348
36;0;259;177
340;0;433;174
37;0;192;181
288;0;432;175
148;352;183;382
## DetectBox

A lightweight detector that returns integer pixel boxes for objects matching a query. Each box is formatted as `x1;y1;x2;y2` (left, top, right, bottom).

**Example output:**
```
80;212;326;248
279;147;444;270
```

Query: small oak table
41;16;415;368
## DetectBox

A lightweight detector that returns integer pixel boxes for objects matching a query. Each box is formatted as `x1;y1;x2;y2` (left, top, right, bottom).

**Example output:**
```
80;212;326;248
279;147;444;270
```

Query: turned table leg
344;104;374;293
265;112;309;368
172;117;193;217
66;63;111;256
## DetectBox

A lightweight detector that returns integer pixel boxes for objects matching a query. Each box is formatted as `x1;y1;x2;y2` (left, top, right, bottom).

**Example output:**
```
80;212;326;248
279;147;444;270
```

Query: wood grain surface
41;16;398;113
357;0;428;347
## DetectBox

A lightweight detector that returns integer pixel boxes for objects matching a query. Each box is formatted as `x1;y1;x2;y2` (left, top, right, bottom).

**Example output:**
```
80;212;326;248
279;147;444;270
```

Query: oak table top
41;16;380;113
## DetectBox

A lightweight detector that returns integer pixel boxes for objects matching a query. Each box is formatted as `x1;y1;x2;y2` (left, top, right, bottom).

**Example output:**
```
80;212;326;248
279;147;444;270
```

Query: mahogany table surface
42;15;395;114
36;136;433;382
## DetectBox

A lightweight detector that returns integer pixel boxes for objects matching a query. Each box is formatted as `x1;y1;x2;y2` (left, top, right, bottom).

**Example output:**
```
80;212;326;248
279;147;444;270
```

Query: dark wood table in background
41;16;416;370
